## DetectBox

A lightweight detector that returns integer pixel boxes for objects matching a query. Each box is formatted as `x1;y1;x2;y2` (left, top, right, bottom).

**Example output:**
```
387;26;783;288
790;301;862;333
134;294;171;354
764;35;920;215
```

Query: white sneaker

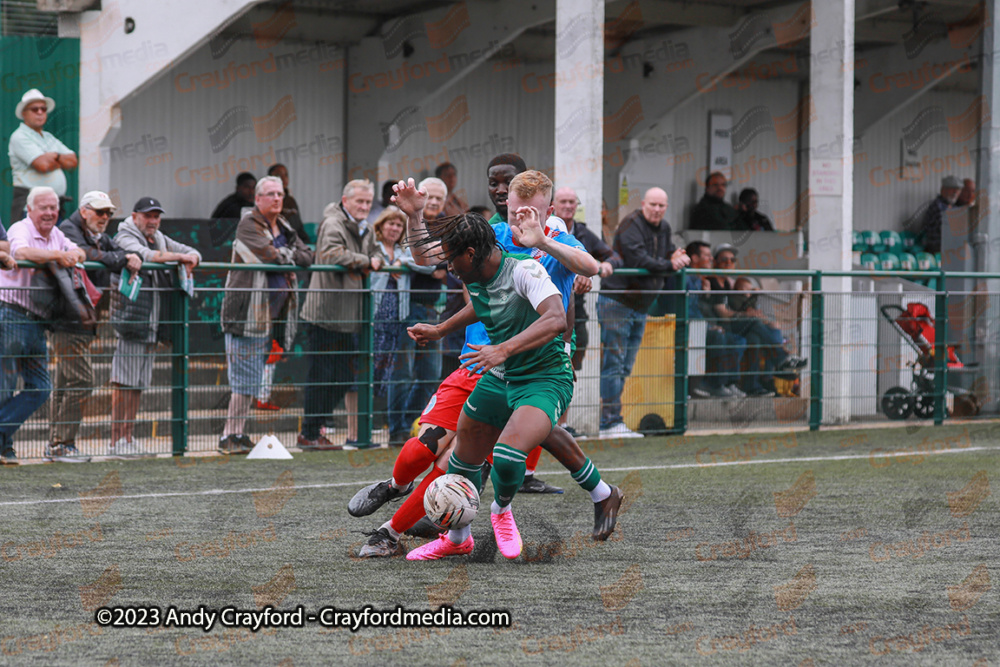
726;384;747;398
599;422;643;440
108;438;145;457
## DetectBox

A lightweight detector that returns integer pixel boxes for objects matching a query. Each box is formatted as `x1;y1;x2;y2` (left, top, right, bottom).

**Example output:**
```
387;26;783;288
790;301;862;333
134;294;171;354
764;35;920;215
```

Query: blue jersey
460;217;585;370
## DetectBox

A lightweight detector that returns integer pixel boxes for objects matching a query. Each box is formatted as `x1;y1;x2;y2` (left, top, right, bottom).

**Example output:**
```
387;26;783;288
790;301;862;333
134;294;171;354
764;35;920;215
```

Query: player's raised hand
459;343;508;374
407;322;442;346
391;178;426;217
509;205;546;248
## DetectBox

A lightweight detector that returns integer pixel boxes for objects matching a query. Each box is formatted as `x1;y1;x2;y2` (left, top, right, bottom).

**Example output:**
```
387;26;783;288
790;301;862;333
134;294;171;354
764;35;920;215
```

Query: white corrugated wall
105;37;346;222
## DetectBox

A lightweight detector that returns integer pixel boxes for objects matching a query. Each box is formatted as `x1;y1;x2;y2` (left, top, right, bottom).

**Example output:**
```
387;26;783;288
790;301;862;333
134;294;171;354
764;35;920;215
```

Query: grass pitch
0;423;997;666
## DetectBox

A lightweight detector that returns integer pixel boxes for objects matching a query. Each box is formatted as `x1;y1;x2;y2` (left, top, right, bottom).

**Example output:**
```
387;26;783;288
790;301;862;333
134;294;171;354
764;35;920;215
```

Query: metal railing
1;261;996;459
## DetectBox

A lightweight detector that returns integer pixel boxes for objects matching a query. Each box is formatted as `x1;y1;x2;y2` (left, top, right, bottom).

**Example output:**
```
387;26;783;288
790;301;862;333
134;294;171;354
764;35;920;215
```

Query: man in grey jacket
298;179;380;449
48;191;141;462
109;197;200;456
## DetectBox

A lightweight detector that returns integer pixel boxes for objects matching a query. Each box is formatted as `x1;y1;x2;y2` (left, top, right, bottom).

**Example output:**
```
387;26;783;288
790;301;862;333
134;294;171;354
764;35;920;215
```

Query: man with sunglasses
8;89;77;224
47;192;142;461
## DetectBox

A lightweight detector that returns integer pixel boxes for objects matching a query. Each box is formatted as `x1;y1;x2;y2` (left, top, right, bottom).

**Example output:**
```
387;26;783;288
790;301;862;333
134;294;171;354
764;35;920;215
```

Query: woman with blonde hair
367;206;438;445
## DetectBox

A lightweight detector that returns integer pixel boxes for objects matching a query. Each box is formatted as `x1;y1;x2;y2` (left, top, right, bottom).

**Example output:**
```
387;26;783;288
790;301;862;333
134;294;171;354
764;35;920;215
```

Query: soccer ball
423;474;480;530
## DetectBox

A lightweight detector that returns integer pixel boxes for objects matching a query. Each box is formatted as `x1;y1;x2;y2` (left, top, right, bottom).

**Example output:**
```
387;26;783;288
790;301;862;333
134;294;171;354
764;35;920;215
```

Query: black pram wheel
882;387;914;420
912;392;935;419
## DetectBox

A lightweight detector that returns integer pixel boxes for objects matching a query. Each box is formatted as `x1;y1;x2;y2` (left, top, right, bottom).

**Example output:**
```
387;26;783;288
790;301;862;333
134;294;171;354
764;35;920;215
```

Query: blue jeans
0;306;52;451
598;295;646;427
705;328;746;390
730;318;786;391
388;303;442;433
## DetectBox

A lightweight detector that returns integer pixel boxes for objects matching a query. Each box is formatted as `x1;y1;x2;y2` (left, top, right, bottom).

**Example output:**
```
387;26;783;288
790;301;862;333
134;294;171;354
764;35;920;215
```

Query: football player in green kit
404;209;618;560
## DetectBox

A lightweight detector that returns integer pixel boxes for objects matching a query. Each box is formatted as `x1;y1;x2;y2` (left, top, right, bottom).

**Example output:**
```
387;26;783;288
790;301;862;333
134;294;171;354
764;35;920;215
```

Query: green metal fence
2;261;996;461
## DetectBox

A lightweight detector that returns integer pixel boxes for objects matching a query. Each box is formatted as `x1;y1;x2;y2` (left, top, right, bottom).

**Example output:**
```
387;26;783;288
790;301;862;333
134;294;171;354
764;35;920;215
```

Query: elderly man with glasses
8;89;77;224
45;192;142;461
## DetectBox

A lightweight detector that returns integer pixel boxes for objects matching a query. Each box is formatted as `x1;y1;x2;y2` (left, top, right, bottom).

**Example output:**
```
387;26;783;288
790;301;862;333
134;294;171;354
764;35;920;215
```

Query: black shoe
519;475;564;494
0;447;18;466
405;516;445;538
236;434;254;453
746;387;775;397
357;528;405;558
561;424;580;438
218;435;250;455
477;461;493;494
348;479;415;517
594;486;623;541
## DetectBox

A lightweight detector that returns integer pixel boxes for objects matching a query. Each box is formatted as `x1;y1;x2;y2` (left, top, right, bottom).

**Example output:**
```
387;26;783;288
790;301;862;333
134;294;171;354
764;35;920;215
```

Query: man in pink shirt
0;186;84;464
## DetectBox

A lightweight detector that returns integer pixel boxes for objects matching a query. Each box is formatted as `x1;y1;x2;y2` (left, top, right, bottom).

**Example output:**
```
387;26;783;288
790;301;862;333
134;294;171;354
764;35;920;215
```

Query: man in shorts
110;197;201;455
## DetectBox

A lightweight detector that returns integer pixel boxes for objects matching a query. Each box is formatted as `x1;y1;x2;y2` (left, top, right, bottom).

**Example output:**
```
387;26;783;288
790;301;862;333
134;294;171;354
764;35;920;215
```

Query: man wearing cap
918;175;961;254
0;186;86;464
43;192;143;462
108;197;200;456
8;89;77;225
598;187;689;439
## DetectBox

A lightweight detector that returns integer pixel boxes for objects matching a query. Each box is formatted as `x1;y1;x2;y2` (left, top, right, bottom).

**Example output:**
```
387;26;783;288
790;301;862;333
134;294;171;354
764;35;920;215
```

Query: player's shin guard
447;452;482;491
392;435;439;485
390;464;445;535
491;444;528;508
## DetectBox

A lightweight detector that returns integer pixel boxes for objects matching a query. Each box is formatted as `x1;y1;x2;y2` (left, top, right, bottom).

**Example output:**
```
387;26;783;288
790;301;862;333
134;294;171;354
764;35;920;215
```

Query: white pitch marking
0;445;996;509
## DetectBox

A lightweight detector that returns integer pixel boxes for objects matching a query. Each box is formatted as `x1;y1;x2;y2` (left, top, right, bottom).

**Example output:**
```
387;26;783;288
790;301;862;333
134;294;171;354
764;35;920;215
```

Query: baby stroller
879;303;981;419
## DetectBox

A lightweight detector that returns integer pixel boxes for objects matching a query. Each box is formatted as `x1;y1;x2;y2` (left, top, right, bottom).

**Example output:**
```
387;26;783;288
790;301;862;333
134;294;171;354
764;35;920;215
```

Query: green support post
673;268;688;434
933;270;948;425
170;289;190;456
358;273;374;445
809;272;823;431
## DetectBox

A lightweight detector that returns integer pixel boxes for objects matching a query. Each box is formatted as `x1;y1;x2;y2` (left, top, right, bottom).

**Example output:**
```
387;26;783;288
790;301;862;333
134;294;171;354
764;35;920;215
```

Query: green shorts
462;372;574;430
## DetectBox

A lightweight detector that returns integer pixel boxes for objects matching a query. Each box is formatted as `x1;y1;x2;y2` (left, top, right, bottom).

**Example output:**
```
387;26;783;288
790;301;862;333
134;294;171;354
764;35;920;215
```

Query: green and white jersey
467;251;573;381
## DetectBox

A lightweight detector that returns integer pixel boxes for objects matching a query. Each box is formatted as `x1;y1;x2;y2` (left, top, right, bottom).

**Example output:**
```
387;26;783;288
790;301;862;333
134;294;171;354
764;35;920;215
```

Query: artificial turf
0;422;996;665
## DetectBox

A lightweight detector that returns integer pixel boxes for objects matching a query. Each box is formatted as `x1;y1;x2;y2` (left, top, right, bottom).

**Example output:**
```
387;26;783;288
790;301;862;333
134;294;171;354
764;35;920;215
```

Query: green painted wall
1;36;80;224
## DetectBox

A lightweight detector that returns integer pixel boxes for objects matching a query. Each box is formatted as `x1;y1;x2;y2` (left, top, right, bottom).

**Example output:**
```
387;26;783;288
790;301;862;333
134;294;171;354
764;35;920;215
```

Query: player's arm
460;260;567;372
510;205;599;276
409;287;479;345
461;294;565;373
393;178;446;266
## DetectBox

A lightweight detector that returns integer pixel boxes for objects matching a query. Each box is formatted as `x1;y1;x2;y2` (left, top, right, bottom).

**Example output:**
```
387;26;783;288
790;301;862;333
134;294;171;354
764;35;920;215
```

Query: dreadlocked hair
411;212;497;271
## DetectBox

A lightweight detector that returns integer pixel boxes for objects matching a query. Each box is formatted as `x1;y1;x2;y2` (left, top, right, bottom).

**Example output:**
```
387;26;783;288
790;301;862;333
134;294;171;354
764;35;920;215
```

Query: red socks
524;446;542;474
390;464;445;534
392;436;438;485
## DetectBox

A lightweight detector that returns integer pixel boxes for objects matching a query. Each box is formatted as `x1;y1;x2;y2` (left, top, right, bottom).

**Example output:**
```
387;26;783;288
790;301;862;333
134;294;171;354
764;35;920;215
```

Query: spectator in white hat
43;192;143;462
7;89;77;225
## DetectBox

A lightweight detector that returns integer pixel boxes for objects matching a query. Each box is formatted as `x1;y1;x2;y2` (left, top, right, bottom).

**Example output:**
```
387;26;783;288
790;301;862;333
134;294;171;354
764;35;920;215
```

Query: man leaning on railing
220;176;313;455
108;197;201;457
47;191;142;463
0;186;85;465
